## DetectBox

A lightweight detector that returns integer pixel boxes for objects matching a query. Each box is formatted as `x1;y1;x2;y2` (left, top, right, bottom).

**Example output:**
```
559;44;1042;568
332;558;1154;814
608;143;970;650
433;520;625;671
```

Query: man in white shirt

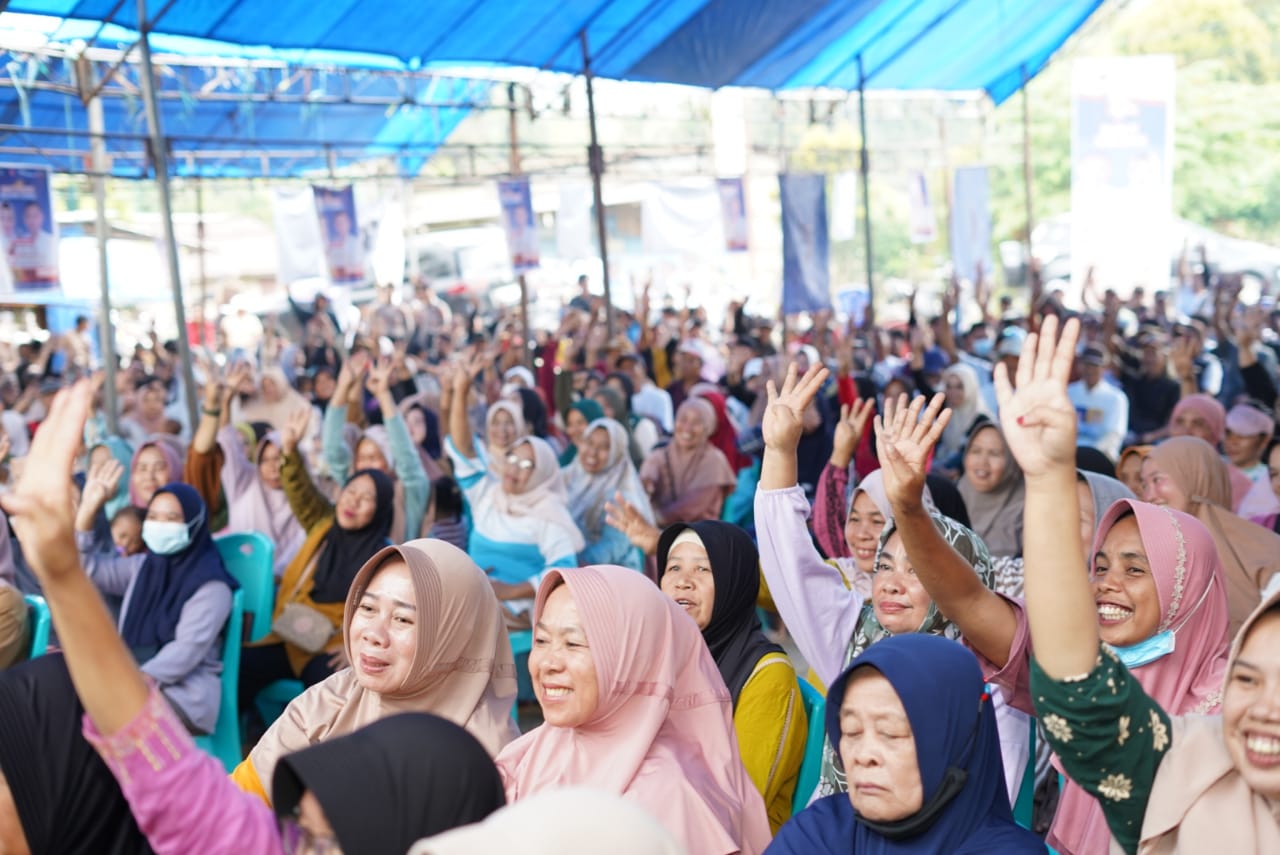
1068;345;1129;462
617;351;673;434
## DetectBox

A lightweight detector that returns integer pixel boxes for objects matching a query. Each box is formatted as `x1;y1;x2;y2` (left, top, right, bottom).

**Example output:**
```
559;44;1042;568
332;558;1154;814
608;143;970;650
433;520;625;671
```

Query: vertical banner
950;166;993;282
556;180;595;260
0;167;59;294
498;177;539;272
830;171;859;242
313;185;365;286
779;173;831;315
273;186;325;285
716;177;749;252
906;171;937;244
642;181;721;257
1072;56;1175;299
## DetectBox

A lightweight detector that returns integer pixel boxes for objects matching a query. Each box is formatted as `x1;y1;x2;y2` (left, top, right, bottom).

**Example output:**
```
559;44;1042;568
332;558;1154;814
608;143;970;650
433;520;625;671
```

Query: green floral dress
1030;645;1173;855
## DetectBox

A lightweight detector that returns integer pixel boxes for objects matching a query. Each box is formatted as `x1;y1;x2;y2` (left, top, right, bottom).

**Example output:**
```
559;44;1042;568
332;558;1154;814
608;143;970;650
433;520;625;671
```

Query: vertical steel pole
508;83;533;370
88;84;118;432
580;31;614;338
857;56;875;325
1021;64;1035;259
137;0;199;429
196;177;208;347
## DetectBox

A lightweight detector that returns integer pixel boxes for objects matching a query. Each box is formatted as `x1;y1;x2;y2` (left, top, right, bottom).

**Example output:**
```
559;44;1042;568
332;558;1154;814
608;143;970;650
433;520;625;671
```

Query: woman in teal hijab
559;399;605;466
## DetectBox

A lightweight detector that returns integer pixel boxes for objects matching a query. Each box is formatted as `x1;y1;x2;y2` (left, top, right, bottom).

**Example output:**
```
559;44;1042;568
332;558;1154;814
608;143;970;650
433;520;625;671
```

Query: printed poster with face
313;185;365;286
0;167;59;294
498;177;539;272
717;177;749;252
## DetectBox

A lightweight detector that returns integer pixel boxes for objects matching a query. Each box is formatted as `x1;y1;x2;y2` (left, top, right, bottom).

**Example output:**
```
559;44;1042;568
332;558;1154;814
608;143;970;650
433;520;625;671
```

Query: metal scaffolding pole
857;56;875;324
1021;64;1035;257
88;83;118;433
580;31;614;338
508;82;533;370
136;0;198;430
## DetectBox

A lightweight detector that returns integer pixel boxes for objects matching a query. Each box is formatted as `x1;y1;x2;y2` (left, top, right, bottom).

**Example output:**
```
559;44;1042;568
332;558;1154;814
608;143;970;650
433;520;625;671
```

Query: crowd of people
0;259;1278;854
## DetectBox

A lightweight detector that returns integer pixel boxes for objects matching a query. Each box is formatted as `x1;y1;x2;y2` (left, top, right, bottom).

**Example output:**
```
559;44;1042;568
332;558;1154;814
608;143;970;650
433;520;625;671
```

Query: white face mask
141;520;191;555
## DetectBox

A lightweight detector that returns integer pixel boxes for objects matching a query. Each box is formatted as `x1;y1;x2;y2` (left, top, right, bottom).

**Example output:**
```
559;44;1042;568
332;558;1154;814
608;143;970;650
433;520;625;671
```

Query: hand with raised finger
0;381;94;584
874;393;951;513
831;397;876;468
762;362;830;453
281;404;311;456
605;492;661;555
365;357;393;399
994;315;1081;480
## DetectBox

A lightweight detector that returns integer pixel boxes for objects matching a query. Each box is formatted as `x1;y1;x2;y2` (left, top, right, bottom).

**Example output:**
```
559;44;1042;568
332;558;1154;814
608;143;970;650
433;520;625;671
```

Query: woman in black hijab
655;519;808;834
272;713;505;855
0;653;155;855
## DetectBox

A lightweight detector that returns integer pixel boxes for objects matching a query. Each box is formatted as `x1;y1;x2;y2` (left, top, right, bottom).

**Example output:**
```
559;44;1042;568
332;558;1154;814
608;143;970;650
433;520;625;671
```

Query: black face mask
852;694;986;840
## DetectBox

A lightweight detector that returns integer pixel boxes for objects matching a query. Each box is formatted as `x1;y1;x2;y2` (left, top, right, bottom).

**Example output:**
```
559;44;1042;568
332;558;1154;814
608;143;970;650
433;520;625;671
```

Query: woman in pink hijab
1167;394;1253;509
495;565;770;854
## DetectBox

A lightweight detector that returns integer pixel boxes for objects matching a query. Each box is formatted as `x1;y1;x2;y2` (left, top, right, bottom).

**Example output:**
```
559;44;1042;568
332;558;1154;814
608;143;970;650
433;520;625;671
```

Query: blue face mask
971;337;993;359
1108;630;1175;669
142;520;192;555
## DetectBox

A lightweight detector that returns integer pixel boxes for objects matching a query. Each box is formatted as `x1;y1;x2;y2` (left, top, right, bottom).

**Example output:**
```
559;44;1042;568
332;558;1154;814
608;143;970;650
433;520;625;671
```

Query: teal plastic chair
1013;724;1037;829
24;594;50;658
194;588;245;772
508;630;533;724
792;679;827;814
255;678;305;727
213;532;274;643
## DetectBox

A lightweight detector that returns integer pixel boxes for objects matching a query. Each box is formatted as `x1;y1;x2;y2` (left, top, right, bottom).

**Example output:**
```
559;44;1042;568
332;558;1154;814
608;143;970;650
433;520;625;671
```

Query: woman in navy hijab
767;634;1043;853
77;475;238;735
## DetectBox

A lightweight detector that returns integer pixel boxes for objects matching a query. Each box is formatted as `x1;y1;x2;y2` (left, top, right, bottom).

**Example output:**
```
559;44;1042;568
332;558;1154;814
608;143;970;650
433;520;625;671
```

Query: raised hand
83;456;125;512
830;397;876;468
0;381;93;583
1170;334;1195;382
874;393;951;512
762;362;829;453
993;315;1081;479
281;404;311;456
365;357;395;401
604;491;660;556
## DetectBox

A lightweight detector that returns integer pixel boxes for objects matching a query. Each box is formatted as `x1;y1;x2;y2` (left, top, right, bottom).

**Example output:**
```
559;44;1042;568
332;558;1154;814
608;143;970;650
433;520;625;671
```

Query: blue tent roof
9;0;1105;104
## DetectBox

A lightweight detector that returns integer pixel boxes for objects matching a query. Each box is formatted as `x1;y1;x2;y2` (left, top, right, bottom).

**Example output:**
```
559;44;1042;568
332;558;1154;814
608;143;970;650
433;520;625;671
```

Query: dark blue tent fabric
9;0;1105;105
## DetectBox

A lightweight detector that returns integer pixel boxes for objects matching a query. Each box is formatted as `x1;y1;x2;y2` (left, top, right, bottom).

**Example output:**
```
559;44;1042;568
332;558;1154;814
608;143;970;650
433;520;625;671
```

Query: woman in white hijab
563;417;654;572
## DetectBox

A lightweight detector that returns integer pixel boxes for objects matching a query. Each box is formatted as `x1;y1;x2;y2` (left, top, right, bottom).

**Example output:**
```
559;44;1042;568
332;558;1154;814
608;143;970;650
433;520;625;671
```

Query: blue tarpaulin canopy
9;0;1105;105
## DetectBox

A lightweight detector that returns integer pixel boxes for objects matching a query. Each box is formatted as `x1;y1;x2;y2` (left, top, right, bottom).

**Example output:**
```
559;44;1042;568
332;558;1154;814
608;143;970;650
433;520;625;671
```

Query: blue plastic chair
792;679;827;814
24;594;50;658
213;532;274;643
508;630;533;721
255;678;304;727
1013;724;1037;829
194;588;245;772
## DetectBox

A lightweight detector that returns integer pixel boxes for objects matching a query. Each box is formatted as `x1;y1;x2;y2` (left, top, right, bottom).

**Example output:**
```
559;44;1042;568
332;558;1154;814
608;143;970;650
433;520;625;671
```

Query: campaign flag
313;185;365;285
717;177;749;252
0;166;59;295
779;173;831;315
1071;56;1175;299
273;187;326;285
950;166;992;282
907;172;937;244
498;177;539;272
830;171;858;242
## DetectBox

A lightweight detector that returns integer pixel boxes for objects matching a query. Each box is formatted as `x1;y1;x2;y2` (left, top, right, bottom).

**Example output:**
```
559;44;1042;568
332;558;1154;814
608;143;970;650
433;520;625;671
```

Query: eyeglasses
279;817;341;855
504;454;535;472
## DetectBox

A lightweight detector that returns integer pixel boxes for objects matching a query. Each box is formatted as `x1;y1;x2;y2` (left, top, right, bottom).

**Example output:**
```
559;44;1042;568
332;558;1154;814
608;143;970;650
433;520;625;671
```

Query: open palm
994;315;1081;479
762;362;829;452
875;393;950;511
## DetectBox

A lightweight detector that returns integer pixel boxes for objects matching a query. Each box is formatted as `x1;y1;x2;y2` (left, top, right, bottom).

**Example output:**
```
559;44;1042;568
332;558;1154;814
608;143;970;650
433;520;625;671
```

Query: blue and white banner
779;173;831;315
907;171;937;245
717;177;749;252
313;185;365;286
950;166;992;283
0;166;59;296
498;177;539;272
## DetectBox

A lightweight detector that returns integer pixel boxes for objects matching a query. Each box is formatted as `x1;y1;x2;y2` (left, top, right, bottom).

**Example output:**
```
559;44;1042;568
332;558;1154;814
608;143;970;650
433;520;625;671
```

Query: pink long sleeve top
83;686;282;855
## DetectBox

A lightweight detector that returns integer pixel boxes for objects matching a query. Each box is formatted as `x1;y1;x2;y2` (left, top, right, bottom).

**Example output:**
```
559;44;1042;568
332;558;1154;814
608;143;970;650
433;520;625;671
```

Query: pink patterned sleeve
83;688;282;855
966;593;1035;715
813;462;852;560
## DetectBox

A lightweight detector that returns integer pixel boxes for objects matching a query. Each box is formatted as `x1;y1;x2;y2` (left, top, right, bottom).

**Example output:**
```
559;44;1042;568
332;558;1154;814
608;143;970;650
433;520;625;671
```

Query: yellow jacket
733;651;807;834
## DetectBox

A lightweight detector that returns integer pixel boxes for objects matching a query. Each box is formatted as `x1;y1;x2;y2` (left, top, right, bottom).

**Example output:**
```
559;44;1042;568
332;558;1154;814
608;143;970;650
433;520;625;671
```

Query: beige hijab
1125;589;1280;854
231;366;312;432
1147;437;1280;635
247;538;519;798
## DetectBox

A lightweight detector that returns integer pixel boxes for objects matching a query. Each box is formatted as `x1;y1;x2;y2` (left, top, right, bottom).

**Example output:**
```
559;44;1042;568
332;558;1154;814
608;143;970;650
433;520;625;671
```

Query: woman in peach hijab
231;538;519;803
496;565;770;854
1142;436;1280;634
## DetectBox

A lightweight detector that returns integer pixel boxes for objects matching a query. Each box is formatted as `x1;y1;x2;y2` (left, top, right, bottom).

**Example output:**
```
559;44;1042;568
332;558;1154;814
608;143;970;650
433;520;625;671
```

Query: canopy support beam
580;30;614;338
507;82;533;370
88;79;117;433
1021;64;1035;258
857;56;875;324
137;0;198;430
